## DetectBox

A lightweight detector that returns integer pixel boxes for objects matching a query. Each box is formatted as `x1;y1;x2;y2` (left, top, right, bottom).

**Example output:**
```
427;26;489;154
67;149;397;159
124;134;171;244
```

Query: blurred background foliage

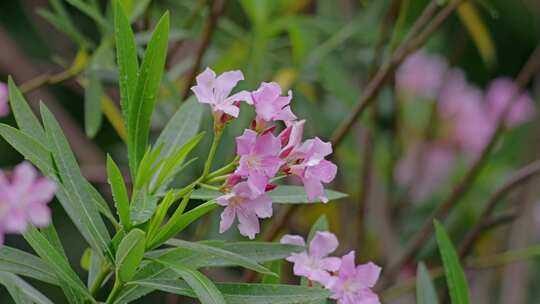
0;0;539;303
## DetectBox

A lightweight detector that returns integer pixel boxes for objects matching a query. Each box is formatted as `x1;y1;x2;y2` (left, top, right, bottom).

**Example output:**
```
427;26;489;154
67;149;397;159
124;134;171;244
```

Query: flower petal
309;231;338;258
280;234;306;247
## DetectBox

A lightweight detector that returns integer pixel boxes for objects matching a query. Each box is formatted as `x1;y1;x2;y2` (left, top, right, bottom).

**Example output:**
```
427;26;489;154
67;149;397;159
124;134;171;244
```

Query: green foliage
0;272;54;304
116;229;146;283
107;155;132;230
434;221;471;304
416;262;439;304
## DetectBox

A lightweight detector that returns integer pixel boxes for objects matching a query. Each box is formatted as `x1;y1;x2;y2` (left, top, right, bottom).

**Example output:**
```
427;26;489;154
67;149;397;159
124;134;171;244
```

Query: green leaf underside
116;229;146;283
132;279;332;304
40;104;113;260
0;272;54;304
416;262;439;304
191;186;347;203
0;246;58;285
434;220;471;304
154;262;226;304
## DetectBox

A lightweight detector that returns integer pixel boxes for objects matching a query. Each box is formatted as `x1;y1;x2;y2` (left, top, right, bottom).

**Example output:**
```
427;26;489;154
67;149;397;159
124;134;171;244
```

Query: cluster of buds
191;68;337;239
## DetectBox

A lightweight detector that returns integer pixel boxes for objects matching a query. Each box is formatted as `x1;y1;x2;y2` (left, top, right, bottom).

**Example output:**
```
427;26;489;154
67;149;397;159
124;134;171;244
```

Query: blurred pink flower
281;231;341;285
396;50;448;100
485;77;535;127
438;69;483;119
249;82;296;128
216;182;272;239
288;137;337;202
0;162;56;243
395;143;455;202
235;129;284;194
327;251;381;304
453;100;494;156
0;82;9;117
191;68;252;121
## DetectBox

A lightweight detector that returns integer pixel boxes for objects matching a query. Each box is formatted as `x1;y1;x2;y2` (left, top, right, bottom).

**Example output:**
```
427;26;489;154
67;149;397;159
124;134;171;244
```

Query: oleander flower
438;68;483;119
0;162;56;243
249;82;296;129
396;50;448;101
281;231;341;285
216;182;272;239
235;129;284;194
327;251;381;304
485;77;535;127
279;120;305;159
287;137;337;202
191;68;252;122
0;82;9;117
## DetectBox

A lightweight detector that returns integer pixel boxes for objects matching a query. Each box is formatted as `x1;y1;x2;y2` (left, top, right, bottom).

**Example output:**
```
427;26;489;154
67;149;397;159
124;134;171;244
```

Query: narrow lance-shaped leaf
116;229;146;283
40;103;113;260
113;0;139;126
107;155;131;230
127;11;170;176
0;272;54;304
307;215;329;242
434;220;471;304
416;262;439;304
0;246;58;285
7;77;46;144
154;261;226;304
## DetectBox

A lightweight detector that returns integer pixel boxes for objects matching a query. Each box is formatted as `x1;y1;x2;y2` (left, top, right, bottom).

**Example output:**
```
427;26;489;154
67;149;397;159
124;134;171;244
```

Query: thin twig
383;45;540;285
181;0;227;100
331;1;458;147
458;159;540;257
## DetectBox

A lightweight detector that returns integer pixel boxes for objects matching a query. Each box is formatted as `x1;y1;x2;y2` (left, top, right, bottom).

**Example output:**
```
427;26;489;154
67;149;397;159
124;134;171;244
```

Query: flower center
229;196;245;207
246;154;260;169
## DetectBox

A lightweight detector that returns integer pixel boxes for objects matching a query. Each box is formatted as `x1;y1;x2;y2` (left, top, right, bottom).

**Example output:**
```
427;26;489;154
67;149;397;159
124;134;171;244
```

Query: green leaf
0;124;53;175
132;279;332;304
114;0;139;127
130;188;159;225
23;226;91;300
191;186;348;204
149;201;217;249
434;220;470;304
107;155;131;230
116;229;146;283
154;97;204;160
85;42;111;138
307;215;329;242
416;262;439;304
7;77;46;144
0;246;58;285
162;239;275;276
37;0;91;47
0;272;54;304
127;11;170;176
261;260;282;284
86;182;121;229
65;0;110;31
40;103;112;260
154;262;226;304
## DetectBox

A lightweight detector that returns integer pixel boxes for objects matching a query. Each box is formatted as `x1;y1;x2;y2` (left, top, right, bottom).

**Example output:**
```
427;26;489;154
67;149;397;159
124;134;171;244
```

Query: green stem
105;280;123;304
201;130;223;179
205;156;239;181
199;183;220;191
205;174;230;184
89;265;111;297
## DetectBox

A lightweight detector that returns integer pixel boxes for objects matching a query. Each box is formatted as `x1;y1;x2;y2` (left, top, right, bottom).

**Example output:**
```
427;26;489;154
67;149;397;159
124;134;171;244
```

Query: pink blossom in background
327;251;381;304
396;50;448;101
485;77;535;127
395;143;455;202
191;68;252;121
281;231;341;285
438;68;483;119
235;129;284;194
0;162;56;243
249;82;296;129
452;100;494;156
287;137;337;202
216;182;272;239
0;82;9;117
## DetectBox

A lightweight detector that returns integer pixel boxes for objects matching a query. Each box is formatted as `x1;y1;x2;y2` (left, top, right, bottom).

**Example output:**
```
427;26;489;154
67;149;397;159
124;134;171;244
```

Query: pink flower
395;143;455;202
216;182;272;239
485;77;535;127
191;68;252;121
235;129;284;194
327;251;381;304
249;82;296;128
438;69;483;119
279;120;305;159
396;50;448;100
0;82;9;117
288;138;337;202
453;100;494;156
0;162;56;243
281;231;341;285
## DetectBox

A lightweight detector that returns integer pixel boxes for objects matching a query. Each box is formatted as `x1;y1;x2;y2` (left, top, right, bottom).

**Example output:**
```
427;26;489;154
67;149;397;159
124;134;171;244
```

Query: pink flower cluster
0;82;9;117
191;68;337;239
281;232;381;304
395;51;535;202
0;162;56;243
